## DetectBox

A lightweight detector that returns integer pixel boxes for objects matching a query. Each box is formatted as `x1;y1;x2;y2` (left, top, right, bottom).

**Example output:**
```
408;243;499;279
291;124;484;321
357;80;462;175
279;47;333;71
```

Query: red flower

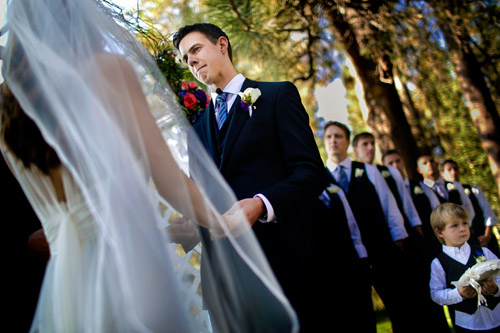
183;92;197;109
188;82;197;89
205;95;211;108
181;82;188;89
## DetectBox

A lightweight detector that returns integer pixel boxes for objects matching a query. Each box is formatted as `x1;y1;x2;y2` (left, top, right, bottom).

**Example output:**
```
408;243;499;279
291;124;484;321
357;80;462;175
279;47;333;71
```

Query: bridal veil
0;0;298;331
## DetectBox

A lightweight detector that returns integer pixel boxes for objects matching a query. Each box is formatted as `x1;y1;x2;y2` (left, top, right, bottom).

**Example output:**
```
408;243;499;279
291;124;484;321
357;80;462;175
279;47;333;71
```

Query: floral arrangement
238;88;261;117
154;46;210;124
178;81;210;124
327;184;341;194
354;168;364;179
446;182;457;191
414;186;424;195
381;170;391;178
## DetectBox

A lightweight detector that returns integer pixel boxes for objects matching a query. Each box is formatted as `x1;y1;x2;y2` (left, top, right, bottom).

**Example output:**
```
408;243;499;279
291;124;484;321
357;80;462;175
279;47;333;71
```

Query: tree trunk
431;1;500;199
326;6;422;180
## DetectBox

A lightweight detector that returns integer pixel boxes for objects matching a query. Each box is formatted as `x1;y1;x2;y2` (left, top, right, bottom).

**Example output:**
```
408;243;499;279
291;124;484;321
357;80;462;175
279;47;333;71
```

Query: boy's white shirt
430;242;500;330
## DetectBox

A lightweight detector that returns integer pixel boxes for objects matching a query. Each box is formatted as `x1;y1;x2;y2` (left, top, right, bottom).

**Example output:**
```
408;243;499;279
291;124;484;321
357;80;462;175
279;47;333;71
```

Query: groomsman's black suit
2;157;47;332
192;78;328;331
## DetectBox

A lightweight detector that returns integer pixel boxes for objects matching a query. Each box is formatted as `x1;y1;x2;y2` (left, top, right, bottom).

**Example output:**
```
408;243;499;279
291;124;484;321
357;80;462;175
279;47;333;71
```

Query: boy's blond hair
430;203;469;244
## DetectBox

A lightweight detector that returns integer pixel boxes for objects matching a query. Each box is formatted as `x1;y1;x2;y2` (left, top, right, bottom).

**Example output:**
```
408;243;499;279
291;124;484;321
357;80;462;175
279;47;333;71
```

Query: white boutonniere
238;88;261;117
446;183;456;191
475;255;487;263
464;187;471;195
354;168;364;178
327;185;341;194
414;186;424;195
381;170;391;178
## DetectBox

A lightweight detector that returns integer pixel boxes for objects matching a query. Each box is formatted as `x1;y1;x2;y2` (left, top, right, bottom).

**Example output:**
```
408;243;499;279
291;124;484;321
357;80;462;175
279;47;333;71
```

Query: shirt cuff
254;194;276;223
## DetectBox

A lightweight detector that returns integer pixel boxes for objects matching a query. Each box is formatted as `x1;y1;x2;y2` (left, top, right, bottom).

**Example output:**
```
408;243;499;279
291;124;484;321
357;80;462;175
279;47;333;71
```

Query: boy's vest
437;246;500;316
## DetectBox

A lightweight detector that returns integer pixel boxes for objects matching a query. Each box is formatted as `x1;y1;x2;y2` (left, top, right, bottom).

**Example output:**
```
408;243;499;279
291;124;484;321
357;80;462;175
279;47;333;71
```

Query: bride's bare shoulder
92;53;134;73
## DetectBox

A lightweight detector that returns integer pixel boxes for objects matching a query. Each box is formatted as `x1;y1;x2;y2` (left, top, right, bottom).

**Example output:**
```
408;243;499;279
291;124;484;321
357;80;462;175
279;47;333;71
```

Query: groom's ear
217;36;229;57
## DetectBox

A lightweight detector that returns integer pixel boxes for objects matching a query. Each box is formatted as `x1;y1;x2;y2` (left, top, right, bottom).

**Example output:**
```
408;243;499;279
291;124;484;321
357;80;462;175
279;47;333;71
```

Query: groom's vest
331;162;396;262
210;102;236;163
437;246;500;316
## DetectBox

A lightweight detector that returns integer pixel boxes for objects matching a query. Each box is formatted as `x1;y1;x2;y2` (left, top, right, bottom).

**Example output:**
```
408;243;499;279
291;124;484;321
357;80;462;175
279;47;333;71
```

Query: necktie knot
216;93;227;103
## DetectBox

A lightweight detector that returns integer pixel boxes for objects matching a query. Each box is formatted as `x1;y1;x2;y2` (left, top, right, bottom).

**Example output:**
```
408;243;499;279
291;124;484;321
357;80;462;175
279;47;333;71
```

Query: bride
0;0;297;332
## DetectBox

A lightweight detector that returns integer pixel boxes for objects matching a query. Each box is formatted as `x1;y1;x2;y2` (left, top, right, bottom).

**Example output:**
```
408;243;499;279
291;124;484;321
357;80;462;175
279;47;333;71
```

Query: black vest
446;182;462;205
437;246;500;316
320;175;359;263
329;162;395;261
211;102;236;163
377;165;412;232
409;180;442;259
462;184;486;240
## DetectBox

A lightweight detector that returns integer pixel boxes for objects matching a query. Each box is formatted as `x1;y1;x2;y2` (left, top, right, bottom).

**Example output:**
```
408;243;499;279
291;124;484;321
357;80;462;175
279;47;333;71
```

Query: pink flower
188;82;197;89
181;82;188;90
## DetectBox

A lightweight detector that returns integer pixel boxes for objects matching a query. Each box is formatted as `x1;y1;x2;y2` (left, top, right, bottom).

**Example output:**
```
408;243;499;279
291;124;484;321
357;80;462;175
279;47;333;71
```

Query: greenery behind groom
174;23;328;331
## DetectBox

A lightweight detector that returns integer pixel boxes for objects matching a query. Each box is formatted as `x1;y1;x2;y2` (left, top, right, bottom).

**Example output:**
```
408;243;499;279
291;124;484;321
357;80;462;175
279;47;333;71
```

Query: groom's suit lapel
219;79;257;171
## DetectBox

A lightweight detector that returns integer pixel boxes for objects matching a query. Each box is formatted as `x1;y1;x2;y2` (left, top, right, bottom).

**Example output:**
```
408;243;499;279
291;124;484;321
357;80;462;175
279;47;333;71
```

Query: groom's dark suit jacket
192;78;328;330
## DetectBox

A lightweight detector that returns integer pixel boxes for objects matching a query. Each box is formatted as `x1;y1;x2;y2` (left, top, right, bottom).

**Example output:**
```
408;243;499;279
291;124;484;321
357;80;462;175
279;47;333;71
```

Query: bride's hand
166;217;200;252
209;201;253;239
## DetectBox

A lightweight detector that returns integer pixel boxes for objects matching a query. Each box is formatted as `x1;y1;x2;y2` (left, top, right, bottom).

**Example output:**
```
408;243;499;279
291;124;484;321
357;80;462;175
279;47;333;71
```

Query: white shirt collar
423;177;437;188
211;73;245;106
326;156;351;173
442;242;471;264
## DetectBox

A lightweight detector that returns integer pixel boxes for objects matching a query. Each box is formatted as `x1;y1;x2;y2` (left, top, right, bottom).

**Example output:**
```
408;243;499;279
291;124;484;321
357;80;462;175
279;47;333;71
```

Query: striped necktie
215;92;228;129
335;165;349;193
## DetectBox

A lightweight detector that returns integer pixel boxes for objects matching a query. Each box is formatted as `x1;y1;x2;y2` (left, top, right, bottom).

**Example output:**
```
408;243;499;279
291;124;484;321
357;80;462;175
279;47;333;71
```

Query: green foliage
154;44;210;124
111;0;500;211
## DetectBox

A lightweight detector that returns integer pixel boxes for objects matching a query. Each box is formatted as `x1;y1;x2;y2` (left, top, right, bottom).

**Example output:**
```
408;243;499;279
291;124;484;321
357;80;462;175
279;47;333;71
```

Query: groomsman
417;154;475;224
382;149;452;333
316;181;375;332
382;149;442;258
1;156;48;331
323;121;417;333
352;132;423;237
441;159;500;257
174;23;328;331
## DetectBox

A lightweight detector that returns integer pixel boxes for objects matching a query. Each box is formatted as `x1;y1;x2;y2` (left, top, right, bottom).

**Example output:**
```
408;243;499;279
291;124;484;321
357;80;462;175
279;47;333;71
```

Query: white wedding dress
0;0;299;331
6;160;191;332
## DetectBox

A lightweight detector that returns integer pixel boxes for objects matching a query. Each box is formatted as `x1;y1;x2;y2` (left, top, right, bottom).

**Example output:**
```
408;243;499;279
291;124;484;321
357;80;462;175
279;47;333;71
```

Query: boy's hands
482;279;499;295
458;285;477;298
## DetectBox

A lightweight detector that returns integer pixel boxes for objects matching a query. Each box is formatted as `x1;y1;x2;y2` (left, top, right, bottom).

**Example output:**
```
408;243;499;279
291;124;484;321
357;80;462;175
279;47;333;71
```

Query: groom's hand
237;197;266;226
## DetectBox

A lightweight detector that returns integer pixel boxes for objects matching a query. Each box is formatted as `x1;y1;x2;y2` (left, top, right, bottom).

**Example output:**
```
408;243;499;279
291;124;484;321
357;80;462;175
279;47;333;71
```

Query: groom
174;23;328;330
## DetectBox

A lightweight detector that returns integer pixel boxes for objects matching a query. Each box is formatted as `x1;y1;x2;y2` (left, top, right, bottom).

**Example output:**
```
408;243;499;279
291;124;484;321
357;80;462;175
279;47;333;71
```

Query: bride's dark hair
0;33;60;175
1;83;61;175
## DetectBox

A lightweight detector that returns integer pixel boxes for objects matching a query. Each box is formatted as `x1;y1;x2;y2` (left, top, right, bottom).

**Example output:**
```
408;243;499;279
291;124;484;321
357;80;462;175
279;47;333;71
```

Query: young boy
430;203;500;332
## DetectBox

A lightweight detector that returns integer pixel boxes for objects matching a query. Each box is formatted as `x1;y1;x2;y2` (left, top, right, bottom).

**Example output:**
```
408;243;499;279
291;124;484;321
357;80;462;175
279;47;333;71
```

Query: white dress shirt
211;74;275;223
422;178;475;226
430;242;500;330
379;165;422;228
469;185;498;227
337;189;368;259
405;178;442;210
327;157;408;241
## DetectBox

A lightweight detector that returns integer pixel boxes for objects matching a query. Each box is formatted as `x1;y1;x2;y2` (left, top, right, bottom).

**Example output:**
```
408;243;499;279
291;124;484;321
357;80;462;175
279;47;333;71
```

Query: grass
373;289;456;333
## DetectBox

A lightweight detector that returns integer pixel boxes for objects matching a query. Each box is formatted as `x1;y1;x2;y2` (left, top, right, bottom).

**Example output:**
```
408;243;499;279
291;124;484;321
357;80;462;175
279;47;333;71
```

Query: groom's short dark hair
173;23;233;62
